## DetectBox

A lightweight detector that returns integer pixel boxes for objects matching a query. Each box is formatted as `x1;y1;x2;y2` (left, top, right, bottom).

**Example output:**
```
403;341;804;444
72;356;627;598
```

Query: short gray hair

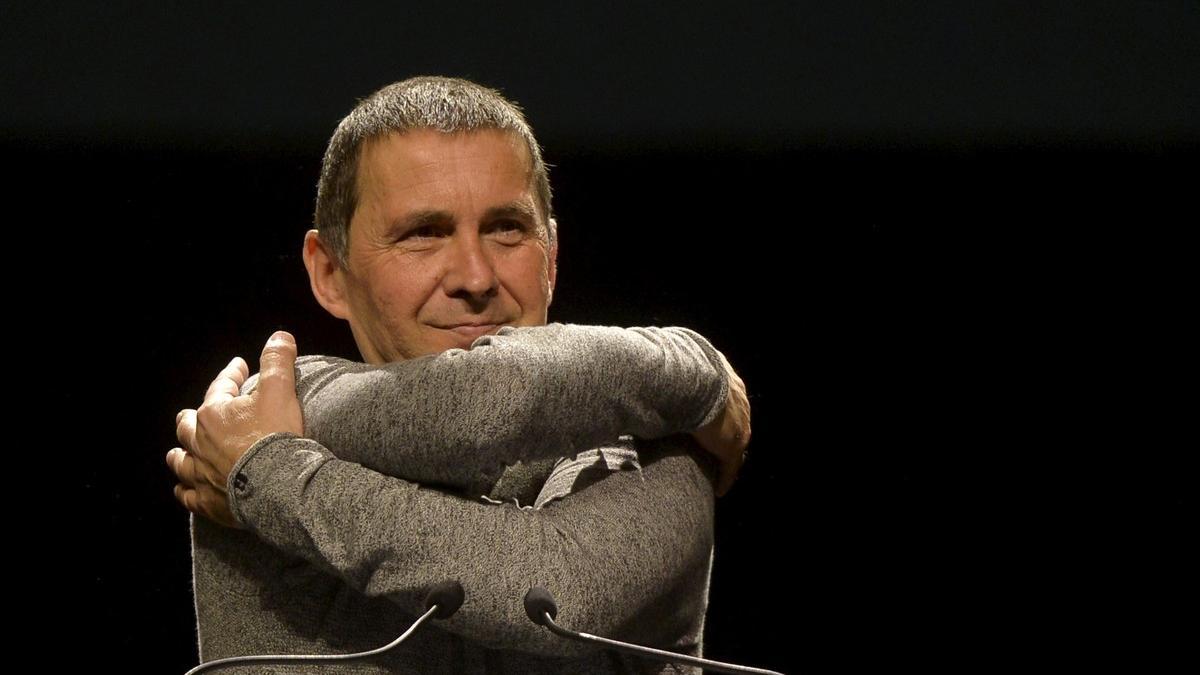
314;76;555;269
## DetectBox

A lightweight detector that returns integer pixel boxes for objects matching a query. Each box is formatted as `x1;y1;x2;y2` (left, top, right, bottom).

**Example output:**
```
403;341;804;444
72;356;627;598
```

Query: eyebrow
388;201;540;237
391;209;452;235
483;201;539;223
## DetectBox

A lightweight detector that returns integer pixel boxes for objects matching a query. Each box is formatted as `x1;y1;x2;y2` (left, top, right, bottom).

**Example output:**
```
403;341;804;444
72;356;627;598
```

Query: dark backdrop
6;2;1193;672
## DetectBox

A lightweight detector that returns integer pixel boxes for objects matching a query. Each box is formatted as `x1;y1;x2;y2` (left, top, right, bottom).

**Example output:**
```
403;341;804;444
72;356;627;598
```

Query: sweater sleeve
249;323;729;494
226;432;716;657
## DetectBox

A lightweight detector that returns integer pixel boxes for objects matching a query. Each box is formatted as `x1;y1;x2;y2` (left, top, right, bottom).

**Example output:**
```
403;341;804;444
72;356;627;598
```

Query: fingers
168;448;241;528
716;465;731;498
166;446;226;490
204;357;250;403
176;408;197;453
174;483;197;512
256;331;298;401
718;368;751;497
715;447;747;497
172;481;240;529
173;482;211;515
177;406;230;470
166;447;198;487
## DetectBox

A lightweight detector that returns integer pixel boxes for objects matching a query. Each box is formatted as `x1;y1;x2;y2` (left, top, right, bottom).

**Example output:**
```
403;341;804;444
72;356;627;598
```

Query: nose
442;232;499;306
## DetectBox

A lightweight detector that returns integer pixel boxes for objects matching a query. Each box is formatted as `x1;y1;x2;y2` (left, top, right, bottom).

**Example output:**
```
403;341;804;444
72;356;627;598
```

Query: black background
5;2;1193;672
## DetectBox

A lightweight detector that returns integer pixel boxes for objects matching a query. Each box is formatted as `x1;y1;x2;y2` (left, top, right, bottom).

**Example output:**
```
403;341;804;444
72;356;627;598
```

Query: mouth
435;322;507;342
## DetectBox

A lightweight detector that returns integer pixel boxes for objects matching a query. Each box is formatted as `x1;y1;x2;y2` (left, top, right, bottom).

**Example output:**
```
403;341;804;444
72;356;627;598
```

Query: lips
437;322;506;342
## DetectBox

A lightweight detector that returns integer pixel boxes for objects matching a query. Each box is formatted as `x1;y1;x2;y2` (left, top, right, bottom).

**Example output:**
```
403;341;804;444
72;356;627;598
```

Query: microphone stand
526;587;785;675
185;580;464;674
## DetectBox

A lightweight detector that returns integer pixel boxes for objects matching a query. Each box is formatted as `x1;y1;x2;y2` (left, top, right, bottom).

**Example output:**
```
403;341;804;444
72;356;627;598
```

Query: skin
167;128;751;529
308;128;558;363
170;335;302;528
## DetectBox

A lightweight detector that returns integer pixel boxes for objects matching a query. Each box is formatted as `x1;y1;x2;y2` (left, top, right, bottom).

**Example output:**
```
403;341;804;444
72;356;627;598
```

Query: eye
398;225;444;242
486;220;526;242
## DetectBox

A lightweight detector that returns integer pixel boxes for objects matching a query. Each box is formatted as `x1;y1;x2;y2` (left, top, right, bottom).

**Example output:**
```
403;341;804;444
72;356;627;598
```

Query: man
168;77;751;673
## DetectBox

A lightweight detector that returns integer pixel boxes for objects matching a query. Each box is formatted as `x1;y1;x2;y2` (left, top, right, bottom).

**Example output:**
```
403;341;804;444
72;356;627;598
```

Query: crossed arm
263;323;731;494
171;323;749;524
225;432;716;656
172;323;748;655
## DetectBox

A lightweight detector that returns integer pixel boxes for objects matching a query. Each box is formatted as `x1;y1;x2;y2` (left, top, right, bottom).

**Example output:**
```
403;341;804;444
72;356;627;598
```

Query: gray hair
314;76;555;269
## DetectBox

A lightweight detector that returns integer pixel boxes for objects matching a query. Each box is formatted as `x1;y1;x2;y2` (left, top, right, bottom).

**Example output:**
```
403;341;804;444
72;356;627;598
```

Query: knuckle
196;404;221;428
176;458;191;484
264;337;297;358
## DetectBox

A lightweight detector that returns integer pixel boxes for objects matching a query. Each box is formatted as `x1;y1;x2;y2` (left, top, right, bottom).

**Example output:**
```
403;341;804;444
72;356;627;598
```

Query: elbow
535;539;713;656
558;553;712;654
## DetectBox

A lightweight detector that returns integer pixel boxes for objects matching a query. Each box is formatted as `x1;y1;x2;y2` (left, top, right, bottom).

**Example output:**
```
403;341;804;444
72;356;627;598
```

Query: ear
302;229;352;320
546;218;559;306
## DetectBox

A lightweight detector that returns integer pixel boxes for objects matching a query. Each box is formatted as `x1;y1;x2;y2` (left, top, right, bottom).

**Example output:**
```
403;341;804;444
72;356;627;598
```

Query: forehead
354;128;534;206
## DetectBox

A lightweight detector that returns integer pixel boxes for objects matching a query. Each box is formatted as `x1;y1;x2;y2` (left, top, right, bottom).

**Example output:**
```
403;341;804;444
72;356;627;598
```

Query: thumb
256;330;298;401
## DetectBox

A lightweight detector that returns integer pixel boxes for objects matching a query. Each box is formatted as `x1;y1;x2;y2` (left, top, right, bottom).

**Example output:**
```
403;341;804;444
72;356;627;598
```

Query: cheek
366;266;436;322
371;289;414;329
519;248;551;289
507;258;552;306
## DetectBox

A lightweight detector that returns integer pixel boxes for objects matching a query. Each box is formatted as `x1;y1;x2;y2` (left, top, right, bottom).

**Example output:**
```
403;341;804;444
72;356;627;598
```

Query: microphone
523;585;558;624
185;580;465;674
522;586;786;675
425;578;466;619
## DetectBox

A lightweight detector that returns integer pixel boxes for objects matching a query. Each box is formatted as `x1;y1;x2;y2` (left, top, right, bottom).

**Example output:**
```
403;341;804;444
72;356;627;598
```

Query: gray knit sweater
192;323;727;673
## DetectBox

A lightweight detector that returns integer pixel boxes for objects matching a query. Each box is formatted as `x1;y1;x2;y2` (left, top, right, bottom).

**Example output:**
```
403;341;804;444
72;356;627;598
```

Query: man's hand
690;351;751;497
166;331;304;528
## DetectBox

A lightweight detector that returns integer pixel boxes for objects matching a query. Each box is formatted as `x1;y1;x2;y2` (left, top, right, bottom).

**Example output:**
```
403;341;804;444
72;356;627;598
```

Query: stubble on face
337;129;556;363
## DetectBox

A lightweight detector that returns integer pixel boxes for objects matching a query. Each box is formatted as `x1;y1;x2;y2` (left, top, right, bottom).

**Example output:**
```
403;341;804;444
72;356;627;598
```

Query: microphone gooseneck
186;580;466;674
522;586;786;675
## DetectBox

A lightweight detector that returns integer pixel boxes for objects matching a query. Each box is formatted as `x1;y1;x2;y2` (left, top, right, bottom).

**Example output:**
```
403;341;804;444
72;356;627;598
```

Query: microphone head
424;580;465;619
523;586;558;626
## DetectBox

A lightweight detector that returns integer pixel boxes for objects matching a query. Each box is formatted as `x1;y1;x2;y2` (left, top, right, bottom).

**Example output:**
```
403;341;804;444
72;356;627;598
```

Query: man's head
303;77;559;363
314;76;555;269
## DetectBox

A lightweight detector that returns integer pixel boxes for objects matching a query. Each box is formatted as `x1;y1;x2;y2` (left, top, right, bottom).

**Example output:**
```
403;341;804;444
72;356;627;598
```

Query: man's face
332;129;557;363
